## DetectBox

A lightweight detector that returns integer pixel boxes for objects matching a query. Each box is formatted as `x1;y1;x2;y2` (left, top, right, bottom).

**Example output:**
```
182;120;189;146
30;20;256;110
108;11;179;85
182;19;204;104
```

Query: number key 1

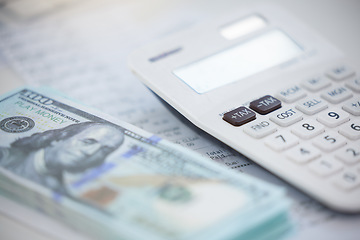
308;157;343;177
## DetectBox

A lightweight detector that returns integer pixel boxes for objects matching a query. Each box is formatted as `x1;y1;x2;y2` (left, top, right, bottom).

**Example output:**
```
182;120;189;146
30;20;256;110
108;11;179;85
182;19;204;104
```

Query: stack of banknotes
0;87;292;240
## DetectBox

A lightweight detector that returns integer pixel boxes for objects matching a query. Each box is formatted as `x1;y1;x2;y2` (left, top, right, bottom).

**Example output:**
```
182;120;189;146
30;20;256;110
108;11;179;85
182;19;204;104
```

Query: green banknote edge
0;86;292;240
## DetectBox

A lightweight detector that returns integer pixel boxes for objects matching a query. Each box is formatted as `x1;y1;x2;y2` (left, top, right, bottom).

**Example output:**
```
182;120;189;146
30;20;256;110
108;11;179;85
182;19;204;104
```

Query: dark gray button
223;107;256;126
250;95;281;115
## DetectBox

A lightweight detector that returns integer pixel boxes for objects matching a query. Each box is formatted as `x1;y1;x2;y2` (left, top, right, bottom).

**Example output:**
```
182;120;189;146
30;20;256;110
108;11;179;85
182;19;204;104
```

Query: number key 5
313;131;347;152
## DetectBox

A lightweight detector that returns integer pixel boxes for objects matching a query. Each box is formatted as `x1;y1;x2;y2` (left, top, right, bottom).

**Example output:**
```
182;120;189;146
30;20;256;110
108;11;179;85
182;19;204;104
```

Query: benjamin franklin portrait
0;122;124;195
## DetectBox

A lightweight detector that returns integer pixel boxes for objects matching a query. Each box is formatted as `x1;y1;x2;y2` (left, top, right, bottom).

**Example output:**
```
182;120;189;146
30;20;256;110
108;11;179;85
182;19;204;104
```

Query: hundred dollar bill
0;87;292;240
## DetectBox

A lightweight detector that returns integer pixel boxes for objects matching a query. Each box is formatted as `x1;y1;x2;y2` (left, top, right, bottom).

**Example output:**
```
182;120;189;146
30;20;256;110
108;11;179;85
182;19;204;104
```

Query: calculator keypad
222;64;359;203
239;64;360;201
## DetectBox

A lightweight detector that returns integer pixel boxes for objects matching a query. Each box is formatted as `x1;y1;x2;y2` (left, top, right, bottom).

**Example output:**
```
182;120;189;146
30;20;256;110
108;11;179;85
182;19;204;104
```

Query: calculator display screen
173;29;303;94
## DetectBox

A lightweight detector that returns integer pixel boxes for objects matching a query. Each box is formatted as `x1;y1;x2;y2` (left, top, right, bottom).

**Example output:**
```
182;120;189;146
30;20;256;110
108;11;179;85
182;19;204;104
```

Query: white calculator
128;5;360;213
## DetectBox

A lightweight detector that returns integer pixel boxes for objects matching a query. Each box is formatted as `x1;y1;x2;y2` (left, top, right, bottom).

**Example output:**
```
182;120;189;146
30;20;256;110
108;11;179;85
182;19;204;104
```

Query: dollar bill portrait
0;122;124;195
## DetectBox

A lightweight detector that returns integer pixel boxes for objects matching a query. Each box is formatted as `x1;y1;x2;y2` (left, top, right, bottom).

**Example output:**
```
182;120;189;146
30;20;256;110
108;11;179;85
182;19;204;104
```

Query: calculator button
334;171;360;191
335;144;360;165
308;157;343;177
301;75;332;92
269;108;303;127
264;131;299;151
276;85;307;103
223;106;256;126
313;131;347;152
345;77;360;92
291;119;325;139
249;95;281;115
342;98;360;116
325;65;355;81
316;108;350;127
338;120;360;140
286;143;321;164
320;86;353;104
243;120;277;139
295;96;328;115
